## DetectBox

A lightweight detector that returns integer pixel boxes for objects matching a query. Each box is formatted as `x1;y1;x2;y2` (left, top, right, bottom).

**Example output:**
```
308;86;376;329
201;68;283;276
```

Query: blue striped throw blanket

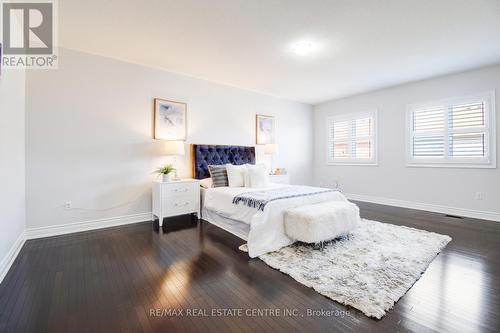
232;186;338;211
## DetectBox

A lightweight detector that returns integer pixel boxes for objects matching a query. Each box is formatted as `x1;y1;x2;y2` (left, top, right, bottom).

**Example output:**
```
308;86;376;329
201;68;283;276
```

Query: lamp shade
165;141;185;155
264;143;278;155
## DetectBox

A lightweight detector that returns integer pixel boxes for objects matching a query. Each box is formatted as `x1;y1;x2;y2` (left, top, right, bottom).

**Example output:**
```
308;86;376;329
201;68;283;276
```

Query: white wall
25;48;313;229
0;67;26;279
314;65;500;220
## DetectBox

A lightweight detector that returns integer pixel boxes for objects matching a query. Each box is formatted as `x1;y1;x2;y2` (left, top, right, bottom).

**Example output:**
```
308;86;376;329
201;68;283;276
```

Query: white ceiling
59;0;500;104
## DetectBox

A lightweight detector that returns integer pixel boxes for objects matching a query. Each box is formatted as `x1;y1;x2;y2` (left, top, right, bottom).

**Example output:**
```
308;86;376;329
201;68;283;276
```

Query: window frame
406;91;496;169
326;110;378;166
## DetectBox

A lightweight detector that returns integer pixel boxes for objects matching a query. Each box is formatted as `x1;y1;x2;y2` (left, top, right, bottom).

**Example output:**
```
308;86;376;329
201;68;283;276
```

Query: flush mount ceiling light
290;41;316;56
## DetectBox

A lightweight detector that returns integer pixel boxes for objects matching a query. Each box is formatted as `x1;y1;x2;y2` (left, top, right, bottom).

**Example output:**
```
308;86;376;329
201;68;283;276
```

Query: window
407;91;496;168
327;111;377;165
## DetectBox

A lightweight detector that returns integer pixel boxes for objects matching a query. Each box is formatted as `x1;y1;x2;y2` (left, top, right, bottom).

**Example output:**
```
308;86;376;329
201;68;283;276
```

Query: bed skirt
202;207;250;241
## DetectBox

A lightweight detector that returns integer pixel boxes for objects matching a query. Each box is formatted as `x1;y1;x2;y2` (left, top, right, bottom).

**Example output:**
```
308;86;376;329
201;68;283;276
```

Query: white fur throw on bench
284;201;361;243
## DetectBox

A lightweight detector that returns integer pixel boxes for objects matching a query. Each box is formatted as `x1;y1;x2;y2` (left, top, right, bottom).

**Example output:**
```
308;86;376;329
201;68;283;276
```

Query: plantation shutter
408;94;493;167
327;113;375;164
412;107;446;157
449;102;486;157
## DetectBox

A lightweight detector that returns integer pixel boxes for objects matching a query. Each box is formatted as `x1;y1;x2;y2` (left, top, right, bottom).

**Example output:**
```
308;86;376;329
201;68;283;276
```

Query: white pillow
245;164;270;188
225;164;247;187
200;177;213;189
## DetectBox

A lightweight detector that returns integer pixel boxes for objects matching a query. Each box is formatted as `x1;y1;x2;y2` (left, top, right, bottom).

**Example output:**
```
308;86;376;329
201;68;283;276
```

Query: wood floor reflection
0;203;499;333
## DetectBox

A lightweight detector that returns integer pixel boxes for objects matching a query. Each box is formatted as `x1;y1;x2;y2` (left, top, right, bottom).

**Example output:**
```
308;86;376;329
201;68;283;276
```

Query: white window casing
326;110;378;165
406;91;496;168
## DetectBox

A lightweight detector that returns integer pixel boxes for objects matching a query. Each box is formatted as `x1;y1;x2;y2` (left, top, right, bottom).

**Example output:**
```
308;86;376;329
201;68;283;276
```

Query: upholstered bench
284;201;361;243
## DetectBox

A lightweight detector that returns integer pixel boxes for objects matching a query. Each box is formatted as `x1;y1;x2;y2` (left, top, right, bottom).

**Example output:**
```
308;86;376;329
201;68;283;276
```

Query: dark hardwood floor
1;202;499;333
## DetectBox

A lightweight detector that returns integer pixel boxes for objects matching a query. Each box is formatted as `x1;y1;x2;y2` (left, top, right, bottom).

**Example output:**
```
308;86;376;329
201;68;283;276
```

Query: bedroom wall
0;67;26;281
25;48;313;229
314;64;500;221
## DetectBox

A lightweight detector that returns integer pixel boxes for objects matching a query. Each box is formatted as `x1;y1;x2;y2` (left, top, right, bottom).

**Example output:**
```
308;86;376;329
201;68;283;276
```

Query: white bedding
203;184;348;257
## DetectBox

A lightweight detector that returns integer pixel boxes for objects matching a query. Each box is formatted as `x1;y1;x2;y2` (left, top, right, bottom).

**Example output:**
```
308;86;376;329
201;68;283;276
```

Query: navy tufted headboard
192;144;256;179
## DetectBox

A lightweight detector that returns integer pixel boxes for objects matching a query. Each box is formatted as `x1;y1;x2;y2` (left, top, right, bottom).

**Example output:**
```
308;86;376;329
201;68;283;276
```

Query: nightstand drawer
164;182;197;197
165;195;197;215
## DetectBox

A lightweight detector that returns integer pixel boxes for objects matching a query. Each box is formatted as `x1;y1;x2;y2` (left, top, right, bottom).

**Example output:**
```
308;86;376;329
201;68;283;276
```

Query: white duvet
203;184;348;257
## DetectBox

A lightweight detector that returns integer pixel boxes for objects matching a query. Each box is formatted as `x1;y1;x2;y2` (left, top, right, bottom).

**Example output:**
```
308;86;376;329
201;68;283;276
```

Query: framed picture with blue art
154;98;187;140
256;114;275;144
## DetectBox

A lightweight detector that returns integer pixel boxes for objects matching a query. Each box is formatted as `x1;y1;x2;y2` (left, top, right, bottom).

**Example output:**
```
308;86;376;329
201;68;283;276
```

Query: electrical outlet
64;201;72;209
475;192;483;200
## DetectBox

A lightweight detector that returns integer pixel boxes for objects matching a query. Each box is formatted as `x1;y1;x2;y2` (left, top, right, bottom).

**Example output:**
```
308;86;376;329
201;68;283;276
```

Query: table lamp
264;143;278;174
165;141;185;180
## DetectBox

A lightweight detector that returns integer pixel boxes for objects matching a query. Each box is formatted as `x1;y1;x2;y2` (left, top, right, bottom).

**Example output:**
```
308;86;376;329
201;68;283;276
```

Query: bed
193;144;348;257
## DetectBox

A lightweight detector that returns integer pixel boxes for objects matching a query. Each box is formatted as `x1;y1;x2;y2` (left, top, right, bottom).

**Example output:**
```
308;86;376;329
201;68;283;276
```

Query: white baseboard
25;212;152;239
345;193;500;222
1;213;152;284
0;231;26;284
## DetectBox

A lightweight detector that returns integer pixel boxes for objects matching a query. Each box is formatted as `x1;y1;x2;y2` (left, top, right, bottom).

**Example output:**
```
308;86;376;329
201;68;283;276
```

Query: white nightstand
152;179;200;226
269;174;290;184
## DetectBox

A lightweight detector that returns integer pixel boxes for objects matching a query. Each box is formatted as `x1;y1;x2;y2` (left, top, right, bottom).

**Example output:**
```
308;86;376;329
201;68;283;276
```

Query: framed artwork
154;98;187;140
256;114;275;144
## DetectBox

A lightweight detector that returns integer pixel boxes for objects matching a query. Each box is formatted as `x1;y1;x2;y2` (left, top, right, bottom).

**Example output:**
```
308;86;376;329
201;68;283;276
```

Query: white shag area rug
256;219;451;319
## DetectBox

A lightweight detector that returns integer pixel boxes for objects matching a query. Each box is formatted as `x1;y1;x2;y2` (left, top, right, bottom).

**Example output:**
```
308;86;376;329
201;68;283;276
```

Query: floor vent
444;214;464;220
